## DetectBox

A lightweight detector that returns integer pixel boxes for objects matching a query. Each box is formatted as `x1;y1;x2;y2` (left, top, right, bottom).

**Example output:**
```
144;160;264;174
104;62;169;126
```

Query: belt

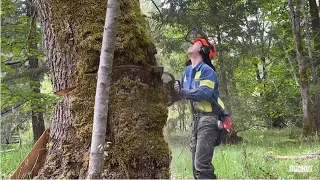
193;112;217;119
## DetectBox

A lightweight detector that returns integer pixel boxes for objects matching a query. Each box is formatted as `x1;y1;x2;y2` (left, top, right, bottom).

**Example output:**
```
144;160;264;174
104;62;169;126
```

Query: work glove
218;114;232;132
173;80;181;95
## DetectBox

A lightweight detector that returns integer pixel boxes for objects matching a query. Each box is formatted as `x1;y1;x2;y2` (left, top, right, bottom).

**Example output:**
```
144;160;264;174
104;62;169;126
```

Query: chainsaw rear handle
168;80;181;106
162;72;181;106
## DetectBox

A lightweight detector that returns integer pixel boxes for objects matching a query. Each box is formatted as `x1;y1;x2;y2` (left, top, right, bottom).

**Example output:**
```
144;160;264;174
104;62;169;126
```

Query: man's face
187;41;202;55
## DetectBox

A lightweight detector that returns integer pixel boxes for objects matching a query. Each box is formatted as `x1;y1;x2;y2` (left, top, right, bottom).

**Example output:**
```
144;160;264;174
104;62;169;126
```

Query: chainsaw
161;72;181;106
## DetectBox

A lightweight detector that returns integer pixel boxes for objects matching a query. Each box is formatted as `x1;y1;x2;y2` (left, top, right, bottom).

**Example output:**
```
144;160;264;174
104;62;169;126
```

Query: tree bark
289;0;314;137
308;0;320;83
176;101;186;132
308;0;320;52
27;0;45;143
182;101;186;131
35;0;170;179
305;0;320;132
87;0;120;178
178;103;182;131
308;0;320;132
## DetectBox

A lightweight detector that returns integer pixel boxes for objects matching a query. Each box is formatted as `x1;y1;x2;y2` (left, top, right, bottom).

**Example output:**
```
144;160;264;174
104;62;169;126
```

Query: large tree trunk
35;0;170;179
308;0;320;132
27;0;45;143
289;0;314;138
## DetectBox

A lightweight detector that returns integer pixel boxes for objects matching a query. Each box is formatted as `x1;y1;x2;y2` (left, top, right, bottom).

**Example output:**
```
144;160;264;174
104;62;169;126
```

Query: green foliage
139;0;318;131
1;144;33;178
1;0;58;137
1;0;56;110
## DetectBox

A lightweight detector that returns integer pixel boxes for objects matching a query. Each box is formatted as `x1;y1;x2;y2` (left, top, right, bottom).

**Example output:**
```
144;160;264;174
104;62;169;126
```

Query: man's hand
174;80;181;95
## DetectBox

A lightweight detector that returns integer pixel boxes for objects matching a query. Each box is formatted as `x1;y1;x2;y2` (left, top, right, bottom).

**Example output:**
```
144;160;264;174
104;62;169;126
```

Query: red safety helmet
194;38;217;59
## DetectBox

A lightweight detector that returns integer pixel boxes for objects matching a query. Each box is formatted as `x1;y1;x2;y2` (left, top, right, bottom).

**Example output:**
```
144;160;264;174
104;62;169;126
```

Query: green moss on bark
37;0;170;179
104;71;170;178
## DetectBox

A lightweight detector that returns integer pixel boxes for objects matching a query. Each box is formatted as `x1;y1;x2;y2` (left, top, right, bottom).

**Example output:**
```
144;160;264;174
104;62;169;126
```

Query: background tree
26;0;45;142
307;0;320;133
1;0;58;143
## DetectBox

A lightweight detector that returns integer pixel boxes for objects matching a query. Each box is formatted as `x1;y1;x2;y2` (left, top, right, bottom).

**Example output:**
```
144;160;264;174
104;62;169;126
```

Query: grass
0;144;32;178
1;124;33;178
1;129;319;179
169;129;320;179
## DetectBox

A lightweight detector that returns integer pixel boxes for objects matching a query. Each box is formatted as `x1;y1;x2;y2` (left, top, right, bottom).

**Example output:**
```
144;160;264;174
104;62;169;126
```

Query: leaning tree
35;0;171;178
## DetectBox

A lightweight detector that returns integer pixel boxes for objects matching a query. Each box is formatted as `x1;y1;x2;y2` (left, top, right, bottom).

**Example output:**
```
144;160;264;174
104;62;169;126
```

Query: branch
3;57;28;66
1;101;27;116
150;0;163;31
4;61;25;66
266;152;320;160
258;167;277;179
1;64;49;83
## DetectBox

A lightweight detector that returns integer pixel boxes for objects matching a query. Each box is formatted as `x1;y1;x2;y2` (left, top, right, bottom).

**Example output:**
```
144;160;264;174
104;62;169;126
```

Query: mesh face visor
185;28;203;44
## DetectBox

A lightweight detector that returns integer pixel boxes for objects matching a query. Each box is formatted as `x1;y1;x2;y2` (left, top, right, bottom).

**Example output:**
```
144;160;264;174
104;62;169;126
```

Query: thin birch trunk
87;0;120;178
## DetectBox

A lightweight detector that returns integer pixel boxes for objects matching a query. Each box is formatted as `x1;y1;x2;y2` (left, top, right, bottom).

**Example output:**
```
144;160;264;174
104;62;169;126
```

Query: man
174;38;232;179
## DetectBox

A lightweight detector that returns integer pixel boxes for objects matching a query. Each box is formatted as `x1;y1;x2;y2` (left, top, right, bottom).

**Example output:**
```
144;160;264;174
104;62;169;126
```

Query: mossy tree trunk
289;0;314;138
308;0;320;132
35;0;170;179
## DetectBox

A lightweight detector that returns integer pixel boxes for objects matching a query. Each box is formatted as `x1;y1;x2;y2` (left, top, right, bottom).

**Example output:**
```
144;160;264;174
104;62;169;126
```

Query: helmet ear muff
195;38;215;58
199;46;210;56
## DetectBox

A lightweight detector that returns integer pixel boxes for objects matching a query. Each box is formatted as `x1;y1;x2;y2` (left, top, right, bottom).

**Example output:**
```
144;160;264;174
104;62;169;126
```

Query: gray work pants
190;115;221;179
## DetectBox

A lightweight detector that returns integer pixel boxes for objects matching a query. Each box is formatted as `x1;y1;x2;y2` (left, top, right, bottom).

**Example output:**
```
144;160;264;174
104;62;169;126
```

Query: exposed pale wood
267;153;320;160
54;88;75;96
11;128;50;179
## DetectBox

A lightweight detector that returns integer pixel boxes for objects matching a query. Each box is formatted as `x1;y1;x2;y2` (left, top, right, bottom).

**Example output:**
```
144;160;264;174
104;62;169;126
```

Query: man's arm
180;67;216;102
180;72;185;88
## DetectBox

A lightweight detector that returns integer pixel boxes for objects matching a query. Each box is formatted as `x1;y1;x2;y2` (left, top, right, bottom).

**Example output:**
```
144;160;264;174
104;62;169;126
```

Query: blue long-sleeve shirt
179;61;226;115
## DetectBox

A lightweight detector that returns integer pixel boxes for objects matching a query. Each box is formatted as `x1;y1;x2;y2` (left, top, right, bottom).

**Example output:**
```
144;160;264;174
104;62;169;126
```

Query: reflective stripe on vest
194;70;213;113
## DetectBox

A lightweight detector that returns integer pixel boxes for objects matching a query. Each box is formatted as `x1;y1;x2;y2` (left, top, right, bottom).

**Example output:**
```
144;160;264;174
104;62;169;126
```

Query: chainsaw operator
173;36;232;179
